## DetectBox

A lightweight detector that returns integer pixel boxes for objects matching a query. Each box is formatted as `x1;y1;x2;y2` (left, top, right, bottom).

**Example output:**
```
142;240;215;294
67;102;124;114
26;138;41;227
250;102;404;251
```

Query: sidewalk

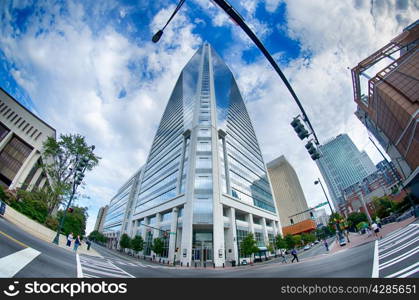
329;216;417;254
3;203;101;257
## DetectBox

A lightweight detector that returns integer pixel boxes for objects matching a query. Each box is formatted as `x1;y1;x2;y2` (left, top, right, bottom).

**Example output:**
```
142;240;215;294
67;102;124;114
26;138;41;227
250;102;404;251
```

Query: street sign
315;202;329;208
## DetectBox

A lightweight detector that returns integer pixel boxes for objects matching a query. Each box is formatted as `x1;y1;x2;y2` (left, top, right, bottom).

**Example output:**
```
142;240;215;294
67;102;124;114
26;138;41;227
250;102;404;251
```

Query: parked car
303;245;311;251
338;236;346;246
314;240;320;244
0;199;5;216
396;209;414;222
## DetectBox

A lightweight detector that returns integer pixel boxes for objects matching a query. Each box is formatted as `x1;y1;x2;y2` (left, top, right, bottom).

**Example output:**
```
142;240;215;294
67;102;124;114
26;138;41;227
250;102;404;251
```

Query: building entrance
192;229;213;265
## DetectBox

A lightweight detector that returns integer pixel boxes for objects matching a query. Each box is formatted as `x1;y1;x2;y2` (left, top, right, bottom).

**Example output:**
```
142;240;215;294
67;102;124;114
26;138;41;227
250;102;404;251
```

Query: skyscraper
106;43;280;267
316;134;377;209
267;155;310;228
352;20;418;183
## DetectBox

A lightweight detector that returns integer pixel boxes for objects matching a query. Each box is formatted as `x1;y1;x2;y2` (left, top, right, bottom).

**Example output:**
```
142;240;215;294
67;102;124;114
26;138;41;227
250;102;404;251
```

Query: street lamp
52;146;95;245
151;0;320;146
314;178;342;237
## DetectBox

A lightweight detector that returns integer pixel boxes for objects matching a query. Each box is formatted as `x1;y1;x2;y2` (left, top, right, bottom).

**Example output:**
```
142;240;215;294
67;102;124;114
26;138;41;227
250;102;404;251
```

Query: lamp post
52;146;95;245
314;178;342;236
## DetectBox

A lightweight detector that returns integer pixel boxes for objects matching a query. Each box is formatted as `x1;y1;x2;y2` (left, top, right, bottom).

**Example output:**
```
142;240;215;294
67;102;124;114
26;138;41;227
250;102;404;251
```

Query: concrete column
168;207;179;264
28;167;43;191
10;149;40;190
225;207;238;263
261;217;269;246
38;177;47;190
0;131;13;152
272;219;278;236
247;214;254;234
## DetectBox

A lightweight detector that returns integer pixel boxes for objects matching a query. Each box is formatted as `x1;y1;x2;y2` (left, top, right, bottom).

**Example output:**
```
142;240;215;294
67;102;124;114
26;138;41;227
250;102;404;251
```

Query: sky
0;0;418;234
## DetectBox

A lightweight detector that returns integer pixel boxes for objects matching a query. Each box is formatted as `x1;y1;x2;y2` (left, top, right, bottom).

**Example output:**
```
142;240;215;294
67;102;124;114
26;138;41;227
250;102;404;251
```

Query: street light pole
52;146;95;245
314;178;334;214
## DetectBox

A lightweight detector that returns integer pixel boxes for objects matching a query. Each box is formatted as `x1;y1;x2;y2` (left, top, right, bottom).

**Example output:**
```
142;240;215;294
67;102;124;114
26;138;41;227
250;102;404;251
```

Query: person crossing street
291;248;299;263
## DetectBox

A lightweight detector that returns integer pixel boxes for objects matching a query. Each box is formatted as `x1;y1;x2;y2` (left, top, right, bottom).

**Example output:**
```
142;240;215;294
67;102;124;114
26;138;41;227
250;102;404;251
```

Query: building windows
0;122;9;142
0;135;33;187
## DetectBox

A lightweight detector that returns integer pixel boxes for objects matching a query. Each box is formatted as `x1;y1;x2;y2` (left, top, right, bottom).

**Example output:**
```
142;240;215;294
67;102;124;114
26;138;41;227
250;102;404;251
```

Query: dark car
0;199;6;216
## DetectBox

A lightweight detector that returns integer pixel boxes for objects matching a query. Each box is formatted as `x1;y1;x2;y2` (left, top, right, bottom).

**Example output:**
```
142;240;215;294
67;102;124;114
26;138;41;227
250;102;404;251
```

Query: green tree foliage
41;134;100;215
372;196;397;218
130;235;144;253
240;233;259;259
347;212;368;228
284;234;296;250
88;230;107;243
56;206;88;237
293;234;302;246
119;234;131;251
301;233;316;245
6;189;49;223
151;237;165;257
275;234;287;250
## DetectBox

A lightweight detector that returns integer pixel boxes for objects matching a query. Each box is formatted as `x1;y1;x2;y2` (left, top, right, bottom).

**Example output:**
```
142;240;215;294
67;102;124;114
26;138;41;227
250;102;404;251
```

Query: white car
303;245;311;251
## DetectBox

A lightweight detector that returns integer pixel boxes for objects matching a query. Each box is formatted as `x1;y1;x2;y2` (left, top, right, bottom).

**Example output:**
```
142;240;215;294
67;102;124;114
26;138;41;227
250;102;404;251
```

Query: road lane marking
372;240;379;278
379;229;419;250
0;230;29;248
379;227;417;246
399;267;419;278
79;255;135;278
0;248;41;277
379;246;419;270
76;253;83;278
385;262;419;278
379;237;419;259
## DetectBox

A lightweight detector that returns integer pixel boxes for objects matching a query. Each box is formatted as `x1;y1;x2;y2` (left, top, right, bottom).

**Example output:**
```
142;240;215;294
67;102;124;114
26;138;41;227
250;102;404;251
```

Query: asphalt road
2;215;416;278
0;216;76;277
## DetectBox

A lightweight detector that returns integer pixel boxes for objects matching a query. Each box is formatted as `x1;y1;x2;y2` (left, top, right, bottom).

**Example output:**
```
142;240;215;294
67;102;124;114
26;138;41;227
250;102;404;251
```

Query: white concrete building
0;88;56;191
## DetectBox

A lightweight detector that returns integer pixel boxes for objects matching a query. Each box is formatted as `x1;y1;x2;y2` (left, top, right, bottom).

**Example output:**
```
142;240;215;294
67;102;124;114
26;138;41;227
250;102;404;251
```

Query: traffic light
67;207;74;213
310;211;314;219
290;118;309;140
305;141;321;160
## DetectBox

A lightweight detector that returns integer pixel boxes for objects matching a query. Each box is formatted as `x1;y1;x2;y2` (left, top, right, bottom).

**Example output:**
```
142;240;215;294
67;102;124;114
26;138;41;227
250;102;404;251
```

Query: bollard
213;262;215;268
204;262;206;268
187;262;189;267
195;262;197;268
223;263;225;268
181;262;183;267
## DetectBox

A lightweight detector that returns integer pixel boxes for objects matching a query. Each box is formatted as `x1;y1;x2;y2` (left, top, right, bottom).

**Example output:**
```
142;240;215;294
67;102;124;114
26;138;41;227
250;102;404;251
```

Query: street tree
240;233;259;262
131;235;144;257
284;234;296;250
347;212;368;229
88;230;107;243
119;234;131;252
41;134;100;216
151;237;165;258
275;234;287;251
372;196;396;218
301;233;316;245
56;206;88;237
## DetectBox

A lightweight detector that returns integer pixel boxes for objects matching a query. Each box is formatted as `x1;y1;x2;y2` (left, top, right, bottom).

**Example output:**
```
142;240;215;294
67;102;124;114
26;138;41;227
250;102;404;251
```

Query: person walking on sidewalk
280;249;287;263
371;222;382;239
291;248;299;263
323;239;329;251
73;235;81;251
66;232;73;247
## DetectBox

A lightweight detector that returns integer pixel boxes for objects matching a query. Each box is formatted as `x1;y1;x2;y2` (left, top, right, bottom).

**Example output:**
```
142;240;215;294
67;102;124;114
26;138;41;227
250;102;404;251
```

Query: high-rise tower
126;43;280;267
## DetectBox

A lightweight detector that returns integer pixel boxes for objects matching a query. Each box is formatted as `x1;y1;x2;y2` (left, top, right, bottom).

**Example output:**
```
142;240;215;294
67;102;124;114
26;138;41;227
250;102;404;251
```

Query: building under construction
351;20;418;194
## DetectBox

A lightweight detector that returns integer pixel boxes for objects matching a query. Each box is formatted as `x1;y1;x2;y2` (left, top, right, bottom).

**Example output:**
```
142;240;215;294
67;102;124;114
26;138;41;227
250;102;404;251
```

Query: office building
267;155;315;235
0;87;55;191
352;21;418;186
316;134;377;209
93;205;108;233
103;43;281;266
102;167;143;249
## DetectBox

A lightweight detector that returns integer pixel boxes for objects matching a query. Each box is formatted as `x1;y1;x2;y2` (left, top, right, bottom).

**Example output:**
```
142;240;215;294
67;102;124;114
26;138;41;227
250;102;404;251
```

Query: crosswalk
374;223;419;278
0;248;41;277
77;254;174;278
77;254;135;278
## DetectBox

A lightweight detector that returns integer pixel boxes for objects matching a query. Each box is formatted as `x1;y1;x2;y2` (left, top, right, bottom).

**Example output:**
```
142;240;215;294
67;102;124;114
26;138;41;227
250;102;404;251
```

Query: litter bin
231;260;236;267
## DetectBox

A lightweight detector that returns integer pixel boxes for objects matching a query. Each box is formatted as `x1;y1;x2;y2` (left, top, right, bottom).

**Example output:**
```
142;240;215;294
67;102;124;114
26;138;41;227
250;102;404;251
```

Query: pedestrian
323;239;329;251
86;240;91;251
66;232;73;247
73;235;81;251
376;217;382;229
280;249;287;263
344;230;350;243
371;222;382;239
291;248;299;263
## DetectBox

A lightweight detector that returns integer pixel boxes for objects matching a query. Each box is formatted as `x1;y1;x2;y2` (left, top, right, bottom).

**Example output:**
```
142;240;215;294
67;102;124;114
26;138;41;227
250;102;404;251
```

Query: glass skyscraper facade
316;134;377;209
103;43;281;266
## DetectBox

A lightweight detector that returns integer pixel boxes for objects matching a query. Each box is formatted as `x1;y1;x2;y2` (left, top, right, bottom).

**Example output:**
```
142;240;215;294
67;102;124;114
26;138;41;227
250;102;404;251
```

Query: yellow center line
0;230;29;248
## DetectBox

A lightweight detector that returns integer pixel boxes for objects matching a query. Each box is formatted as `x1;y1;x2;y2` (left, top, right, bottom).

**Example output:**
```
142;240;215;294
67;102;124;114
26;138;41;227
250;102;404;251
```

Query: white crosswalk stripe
78;255;135;278
0;248;41;278
376;223;419;278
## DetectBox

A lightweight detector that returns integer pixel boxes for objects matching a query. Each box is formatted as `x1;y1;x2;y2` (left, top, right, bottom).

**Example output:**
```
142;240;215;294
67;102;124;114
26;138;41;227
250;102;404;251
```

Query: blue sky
1;0;418;233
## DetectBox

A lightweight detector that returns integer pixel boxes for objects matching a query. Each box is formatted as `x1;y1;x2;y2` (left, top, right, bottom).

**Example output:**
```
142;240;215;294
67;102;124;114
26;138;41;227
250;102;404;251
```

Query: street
1;216;417;278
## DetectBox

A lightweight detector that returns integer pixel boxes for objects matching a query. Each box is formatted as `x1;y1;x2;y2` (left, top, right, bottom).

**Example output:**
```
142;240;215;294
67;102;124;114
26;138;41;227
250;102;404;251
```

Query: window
0;122;9;142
